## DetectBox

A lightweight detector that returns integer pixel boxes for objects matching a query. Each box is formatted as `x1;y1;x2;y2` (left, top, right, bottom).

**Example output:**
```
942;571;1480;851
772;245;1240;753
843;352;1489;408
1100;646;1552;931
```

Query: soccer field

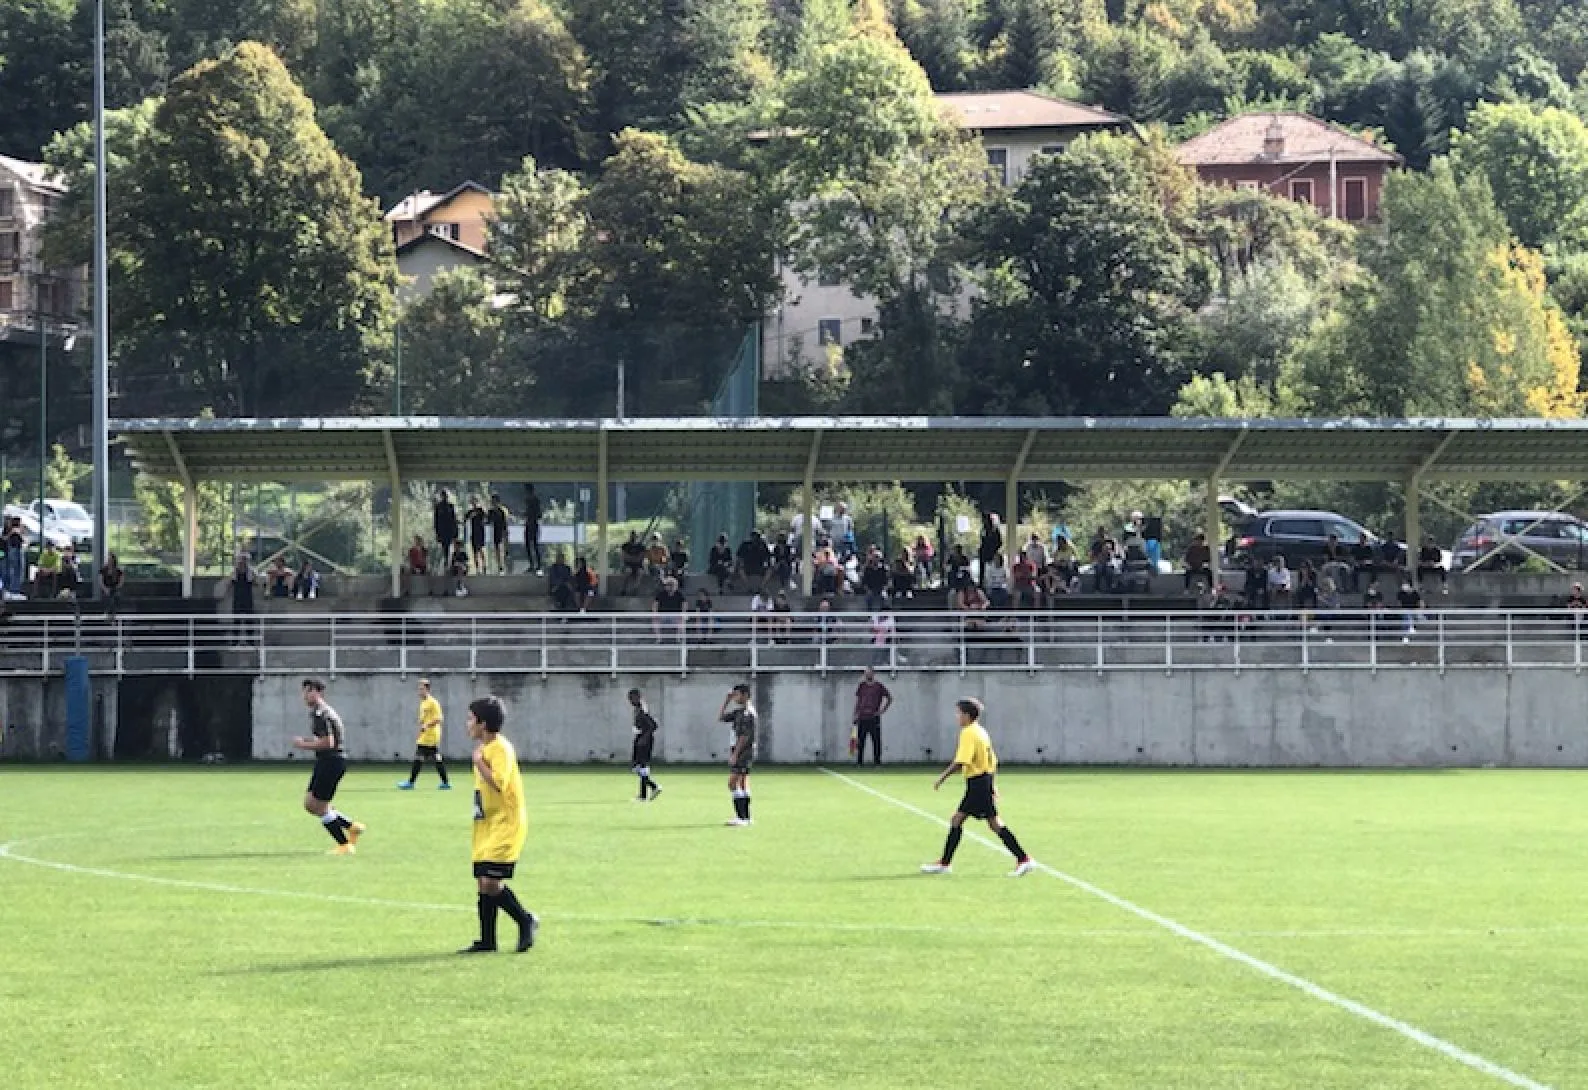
2;765;1584;1090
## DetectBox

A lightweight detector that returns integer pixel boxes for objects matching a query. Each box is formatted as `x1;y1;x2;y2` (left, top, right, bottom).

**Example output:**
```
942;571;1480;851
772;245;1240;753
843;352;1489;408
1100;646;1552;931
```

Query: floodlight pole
90;0;110;596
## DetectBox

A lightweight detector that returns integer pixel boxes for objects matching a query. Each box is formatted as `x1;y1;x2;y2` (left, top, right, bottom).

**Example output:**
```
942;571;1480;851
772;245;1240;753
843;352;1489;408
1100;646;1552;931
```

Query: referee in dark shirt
627;689;661;801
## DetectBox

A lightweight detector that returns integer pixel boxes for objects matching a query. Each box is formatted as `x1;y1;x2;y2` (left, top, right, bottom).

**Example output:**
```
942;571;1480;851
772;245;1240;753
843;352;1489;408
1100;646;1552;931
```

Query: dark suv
1226;509;1387;566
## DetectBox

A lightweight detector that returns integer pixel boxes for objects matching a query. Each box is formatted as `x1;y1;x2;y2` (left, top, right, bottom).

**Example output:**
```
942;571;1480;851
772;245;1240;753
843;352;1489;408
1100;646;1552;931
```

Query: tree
397;268;525;415
896;0;975;90
964;134;1209;415
0;0;87;160
1450;101;1588;251
1293;162;1582;418
322;0;593;201
46;42;398;417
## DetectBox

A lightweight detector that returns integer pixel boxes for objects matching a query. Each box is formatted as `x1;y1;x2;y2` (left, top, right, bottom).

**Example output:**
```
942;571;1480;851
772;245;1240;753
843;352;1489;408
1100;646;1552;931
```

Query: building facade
385;182;495;301
763;91;1130;378
0;154;86;345
1174;113;1401;223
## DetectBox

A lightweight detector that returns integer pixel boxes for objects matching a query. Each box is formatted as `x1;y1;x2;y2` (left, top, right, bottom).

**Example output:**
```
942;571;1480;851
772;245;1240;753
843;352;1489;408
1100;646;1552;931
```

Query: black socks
940;825;963;864
409;759;423;783
996;826;1028;862
410;758;449;785
477;894;498;948
731;793;751;821
435;759;449;786
321;813;349;844
497;886;531;927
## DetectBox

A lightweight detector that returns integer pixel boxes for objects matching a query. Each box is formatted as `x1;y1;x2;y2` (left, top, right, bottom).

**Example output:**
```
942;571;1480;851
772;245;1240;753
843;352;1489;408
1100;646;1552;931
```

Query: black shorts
473;861;516;880
631;741;654;768
957;773;997;820
730;756;754;774
307;756;347;802
414;744;438;758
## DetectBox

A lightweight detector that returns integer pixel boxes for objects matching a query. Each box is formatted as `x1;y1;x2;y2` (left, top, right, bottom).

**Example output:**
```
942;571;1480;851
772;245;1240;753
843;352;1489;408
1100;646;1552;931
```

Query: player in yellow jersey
459;695;538;954
396;679;452;790
920;698;1035;877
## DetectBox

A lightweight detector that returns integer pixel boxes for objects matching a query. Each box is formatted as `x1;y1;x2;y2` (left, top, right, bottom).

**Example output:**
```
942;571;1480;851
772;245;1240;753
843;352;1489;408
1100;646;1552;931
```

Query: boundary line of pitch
819;767;1554;1090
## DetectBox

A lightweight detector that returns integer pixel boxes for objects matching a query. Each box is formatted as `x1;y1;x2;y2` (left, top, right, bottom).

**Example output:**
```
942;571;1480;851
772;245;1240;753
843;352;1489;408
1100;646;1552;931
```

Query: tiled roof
0;153;66;193
935;91;1127;132
395;232;486;259
1175;113;1401;167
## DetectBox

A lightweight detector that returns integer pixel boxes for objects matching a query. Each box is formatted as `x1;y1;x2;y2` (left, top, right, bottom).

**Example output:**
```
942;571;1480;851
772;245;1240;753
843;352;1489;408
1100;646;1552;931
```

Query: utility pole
37;271;47;538
90;0;110;599
615;361;626;523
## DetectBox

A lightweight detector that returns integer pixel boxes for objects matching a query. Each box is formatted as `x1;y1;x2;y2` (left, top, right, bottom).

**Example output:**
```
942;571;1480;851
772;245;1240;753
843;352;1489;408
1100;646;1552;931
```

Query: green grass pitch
2;763;1585;1089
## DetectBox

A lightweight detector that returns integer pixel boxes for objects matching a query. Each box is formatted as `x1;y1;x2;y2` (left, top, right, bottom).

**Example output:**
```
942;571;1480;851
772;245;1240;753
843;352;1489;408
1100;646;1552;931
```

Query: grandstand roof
113;416;1588;485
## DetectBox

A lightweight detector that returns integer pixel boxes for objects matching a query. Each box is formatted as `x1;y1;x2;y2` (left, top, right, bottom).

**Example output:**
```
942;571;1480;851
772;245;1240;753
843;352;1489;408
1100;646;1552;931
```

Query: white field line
820;767;1554;1090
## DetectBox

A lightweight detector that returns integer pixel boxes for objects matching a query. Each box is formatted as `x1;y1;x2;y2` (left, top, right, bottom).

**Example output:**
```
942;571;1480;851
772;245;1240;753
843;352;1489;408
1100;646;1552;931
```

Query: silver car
1452;511;1588;571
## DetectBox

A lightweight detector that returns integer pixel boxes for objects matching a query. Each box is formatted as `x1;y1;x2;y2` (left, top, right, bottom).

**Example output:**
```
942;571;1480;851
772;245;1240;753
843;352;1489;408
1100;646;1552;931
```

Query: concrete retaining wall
5;669;1585;767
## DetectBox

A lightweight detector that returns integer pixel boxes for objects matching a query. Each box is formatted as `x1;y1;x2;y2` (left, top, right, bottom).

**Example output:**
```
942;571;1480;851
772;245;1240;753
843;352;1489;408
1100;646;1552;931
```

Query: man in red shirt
852;666;893;766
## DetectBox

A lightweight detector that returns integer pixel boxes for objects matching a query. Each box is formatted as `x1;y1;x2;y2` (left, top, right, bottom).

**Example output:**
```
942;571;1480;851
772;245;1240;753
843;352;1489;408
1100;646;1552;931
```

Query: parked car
29;498;93;546
1225;509;1394;568
1451;511;1588;572
2;504;73;550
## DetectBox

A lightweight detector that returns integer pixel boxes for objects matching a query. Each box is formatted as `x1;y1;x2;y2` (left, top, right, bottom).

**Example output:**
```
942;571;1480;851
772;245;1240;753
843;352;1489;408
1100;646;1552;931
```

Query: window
817;318;843;347
1038;145;1064;158
1289;179;1314;205
859;317;875;335
1235;180;1260;191
0;188;13;218
985;148;1009;187
427;222;460;241
817;268;841;287
1325;521;1363;545
0;232;15;259
1343;177;1368;222
0;280;12;310
1268;518;1325;538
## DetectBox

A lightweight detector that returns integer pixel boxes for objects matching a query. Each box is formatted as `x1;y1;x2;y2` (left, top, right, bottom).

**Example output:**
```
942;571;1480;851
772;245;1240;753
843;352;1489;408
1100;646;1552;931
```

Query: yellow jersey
417;695;443;747
953;722;998;778
472;734;526;864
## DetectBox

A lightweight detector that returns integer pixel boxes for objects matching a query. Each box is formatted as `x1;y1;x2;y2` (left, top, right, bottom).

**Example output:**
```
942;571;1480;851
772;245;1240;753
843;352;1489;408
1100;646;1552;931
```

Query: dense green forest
8;0;1588;446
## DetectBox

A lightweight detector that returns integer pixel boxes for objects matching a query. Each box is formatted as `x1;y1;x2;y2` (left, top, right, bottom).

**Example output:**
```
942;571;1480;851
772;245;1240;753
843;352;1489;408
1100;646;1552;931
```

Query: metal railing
1;609;1585;678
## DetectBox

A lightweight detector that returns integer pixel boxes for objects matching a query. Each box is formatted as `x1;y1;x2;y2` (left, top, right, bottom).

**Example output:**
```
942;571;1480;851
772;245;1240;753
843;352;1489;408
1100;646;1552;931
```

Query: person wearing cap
721;684;758;826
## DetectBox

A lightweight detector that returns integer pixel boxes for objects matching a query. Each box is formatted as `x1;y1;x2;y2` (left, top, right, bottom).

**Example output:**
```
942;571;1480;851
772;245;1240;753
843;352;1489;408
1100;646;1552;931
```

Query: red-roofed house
384;182;495;300
1175;113;1401;222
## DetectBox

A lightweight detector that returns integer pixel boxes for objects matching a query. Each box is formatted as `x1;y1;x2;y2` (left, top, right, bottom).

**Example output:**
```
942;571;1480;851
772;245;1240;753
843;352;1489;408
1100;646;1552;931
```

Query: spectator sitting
1051;537;1078;585
772;590;794;642
861;548;890;611
1322;533;1353;591
645;534;670;582
692;586;717;639
267;557;294;598
670;539;691;580
708;534;734;593
1038;561;1073;600
449;541;471;597
984;552;1010;608
1396;580;1423;639
1568;582;1588;610
813;542;840;596
293;560;320;601
35;541;62;600
956;582;989;633
1415;536;1448;595
890;550;916;600
1318;576;1341;612
406;535;428;576
573;558;598;611
1363;580;1384;610
946;544;971;591
912;534;935;585
1094;539;1120;594
1267;555;1293;609
620;532;646;594
750;587;774;645
58;547;81;599
1241;554;1268;610
737;530;774;594
1011;552;1038;608
1183;532;1213;591
548;551;575;611
1023;532;1048;573
977;512;1003;585
772;537;794;589
1088;527;1107;570
100;551;124;617
1295;560;1319;610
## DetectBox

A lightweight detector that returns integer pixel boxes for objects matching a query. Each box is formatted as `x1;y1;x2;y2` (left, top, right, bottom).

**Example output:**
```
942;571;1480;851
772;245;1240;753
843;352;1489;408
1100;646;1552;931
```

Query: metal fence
1;609;1586;678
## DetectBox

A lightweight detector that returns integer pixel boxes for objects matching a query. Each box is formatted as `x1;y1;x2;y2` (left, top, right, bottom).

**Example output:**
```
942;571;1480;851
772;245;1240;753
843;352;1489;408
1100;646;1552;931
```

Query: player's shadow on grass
143;850;310;862
623;823;737;831
215;952;461;975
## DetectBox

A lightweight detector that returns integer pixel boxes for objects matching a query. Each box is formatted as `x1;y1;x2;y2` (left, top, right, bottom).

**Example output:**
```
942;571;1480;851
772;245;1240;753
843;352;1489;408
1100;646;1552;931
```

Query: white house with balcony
763;90;1130;377
0;154;85;344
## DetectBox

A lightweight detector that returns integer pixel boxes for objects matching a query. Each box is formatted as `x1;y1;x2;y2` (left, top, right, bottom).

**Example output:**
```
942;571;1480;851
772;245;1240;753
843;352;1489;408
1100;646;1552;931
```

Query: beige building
764;90;1130;376
0;154;86;344
385;182;495;301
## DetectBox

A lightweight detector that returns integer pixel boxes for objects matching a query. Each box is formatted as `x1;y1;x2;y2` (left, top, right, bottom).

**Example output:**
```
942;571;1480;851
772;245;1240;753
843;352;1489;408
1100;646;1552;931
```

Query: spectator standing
1323;533;1354;593
449;541;471;597
1568;582;1588;610
985;552;1010;608
433;491;459;570
861;548;889;611
573;557;597;611
58;547;81;599
1363;581;1384;610
466;497;488;574
772;536;794;590
946;544;971;591
737;530;773;594
1295;560;1319;610
651;575;686;641
645;534;670;582
708;534;734;593
2;518;25;599
829;502;856;559
852;666;893;765
890;550;916;600
1352;535;1377;591
692;586;717;640
912;534;935;586
1416;536;1448;595
1397;580;1423;639
229;552;256;641
978;512;1003;587
489;495;510;575
619;532;646;594
670;539;690;580
524;486;543;574
771;590;794;642
35;541;62;599
100;551;124;618
1267;555;1293;610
